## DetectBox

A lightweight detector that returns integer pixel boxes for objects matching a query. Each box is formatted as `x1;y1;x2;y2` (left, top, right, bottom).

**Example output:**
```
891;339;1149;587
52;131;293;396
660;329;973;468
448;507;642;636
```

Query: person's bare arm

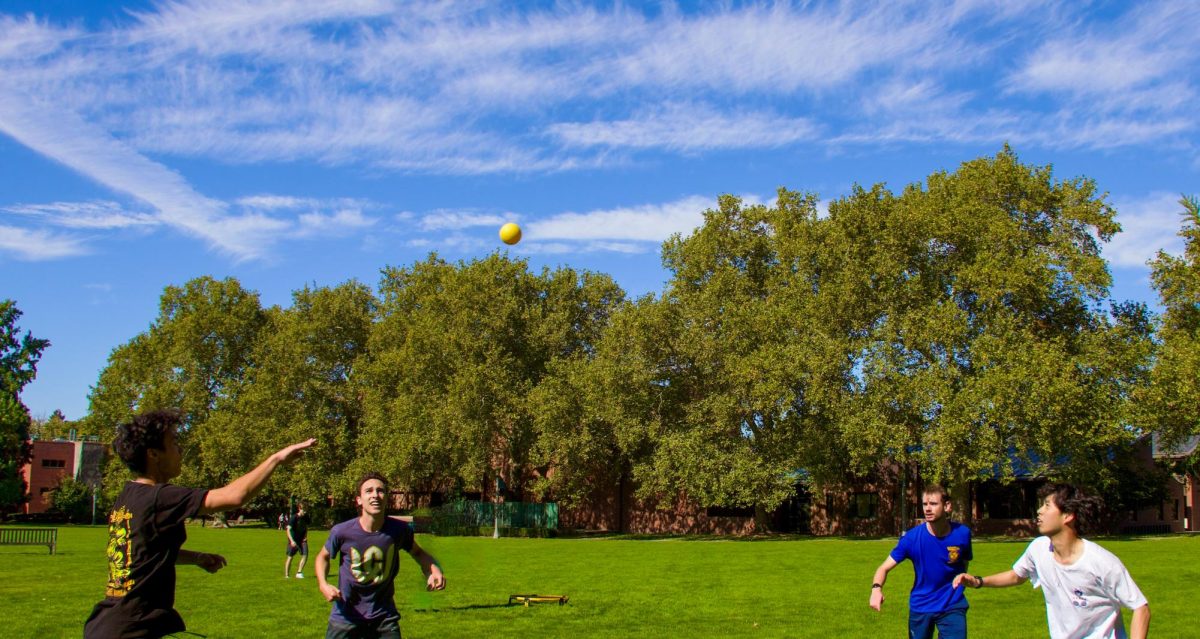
407;540;445;591
1129;603;1149;639
315;547;342;602
952;569;1027;589
199;439;315;515
869;556;899;611
177;549;227;573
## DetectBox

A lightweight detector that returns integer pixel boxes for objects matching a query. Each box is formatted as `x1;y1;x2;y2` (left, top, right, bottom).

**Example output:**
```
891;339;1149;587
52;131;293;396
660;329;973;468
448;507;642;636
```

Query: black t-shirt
84;481;208;639
288;512;309;541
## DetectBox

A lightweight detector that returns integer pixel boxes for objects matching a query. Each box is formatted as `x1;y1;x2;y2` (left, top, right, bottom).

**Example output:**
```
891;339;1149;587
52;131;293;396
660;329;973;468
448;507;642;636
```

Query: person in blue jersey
315;472;446;639
869;484;973;639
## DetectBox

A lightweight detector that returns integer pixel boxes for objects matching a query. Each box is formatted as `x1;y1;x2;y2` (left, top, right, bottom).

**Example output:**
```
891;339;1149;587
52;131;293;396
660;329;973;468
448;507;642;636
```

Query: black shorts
286;539;309;556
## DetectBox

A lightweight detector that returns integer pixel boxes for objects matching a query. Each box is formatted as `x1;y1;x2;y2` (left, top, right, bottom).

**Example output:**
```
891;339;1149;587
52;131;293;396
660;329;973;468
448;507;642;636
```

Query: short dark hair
356;471;388;496
1038;483;1103;536
922;484;951;502
113;409;183;474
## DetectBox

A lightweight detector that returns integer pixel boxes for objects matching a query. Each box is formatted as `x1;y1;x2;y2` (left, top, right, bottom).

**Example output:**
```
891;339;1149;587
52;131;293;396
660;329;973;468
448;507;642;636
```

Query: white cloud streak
419;211;510;232
1105;192;1189;268
0;224;89;260
530;195;725;243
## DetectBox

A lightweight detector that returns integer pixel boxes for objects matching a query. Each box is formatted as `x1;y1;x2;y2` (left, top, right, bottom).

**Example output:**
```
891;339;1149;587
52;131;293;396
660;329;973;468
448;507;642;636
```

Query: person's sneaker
295;573;305;579
284;575;290;579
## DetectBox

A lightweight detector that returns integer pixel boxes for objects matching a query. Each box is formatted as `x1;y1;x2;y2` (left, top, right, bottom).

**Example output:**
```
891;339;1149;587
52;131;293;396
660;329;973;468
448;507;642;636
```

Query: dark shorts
325;615;401;639
909;606;966;639
286;540;309;556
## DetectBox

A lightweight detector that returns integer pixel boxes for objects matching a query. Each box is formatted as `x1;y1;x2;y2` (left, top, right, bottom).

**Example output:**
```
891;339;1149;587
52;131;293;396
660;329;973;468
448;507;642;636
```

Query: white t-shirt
1012;536;1148;639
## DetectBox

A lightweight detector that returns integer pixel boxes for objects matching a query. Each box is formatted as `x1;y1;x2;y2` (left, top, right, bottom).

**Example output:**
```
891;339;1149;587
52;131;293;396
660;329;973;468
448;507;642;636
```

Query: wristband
973;575;983;589
871;583;882;589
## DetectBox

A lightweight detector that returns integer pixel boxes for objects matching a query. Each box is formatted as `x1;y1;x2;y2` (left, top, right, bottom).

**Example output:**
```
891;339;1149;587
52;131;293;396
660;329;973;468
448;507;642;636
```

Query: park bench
0;527;58;554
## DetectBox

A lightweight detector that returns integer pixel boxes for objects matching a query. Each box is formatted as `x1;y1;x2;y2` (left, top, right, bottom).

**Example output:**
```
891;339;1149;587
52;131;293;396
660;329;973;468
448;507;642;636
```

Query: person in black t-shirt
84;409;315;639
284;502;310;578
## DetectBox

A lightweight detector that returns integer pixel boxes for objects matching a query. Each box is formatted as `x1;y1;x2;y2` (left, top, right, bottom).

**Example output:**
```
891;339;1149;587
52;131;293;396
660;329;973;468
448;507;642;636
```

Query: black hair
1038;483;1103;536
113;409;182;474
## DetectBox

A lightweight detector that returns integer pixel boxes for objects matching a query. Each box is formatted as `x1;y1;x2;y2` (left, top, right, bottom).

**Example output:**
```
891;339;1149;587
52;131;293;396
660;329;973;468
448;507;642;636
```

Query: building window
850;492;879;519
41;459;66;468
825;492;834;513
1175;499;1181;520
1159;501;1166;522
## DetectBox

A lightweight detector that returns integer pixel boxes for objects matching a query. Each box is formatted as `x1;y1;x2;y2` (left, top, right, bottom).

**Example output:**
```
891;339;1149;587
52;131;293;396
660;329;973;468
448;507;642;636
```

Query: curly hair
356;471;389;496
113;409;182;474
1038;483;1104;536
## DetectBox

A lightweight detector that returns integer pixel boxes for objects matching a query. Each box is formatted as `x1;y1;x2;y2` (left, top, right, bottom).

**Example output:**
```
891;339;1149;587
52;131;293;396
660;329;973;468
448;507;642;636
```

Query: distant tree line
6;149;1198;521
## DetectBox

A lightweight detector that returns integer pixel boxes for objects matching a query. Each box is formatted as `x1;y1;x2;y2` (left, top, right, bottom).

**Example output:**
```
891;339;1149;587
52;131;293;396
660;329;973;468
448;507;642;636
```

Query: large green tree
84;277;267;488
207;281;376;506
1144;195;1200;453
584;148;1152;517
836;150;1153;503
358;253;624;499
1;300;50;515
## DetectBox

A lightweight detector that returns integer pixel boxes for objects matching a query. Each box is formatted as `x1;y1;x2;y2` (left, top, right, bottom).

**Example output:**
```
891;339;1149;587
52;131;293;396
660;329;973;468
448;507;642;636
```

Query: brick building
19;436;107;514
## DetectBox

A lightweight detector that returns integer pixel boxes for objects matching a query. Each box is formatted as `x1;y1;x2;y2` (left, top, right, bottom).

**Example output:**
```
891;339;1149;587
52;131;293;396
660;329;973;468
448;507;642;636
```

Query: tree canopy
1;300;50;514
69;149;1189;523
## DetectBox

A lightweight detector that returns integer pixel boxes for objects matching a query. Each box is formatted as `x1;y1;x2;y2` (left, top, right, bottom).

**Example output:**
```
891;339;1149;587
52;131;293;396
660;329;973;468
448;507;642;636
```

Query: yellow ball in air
499;222;522;245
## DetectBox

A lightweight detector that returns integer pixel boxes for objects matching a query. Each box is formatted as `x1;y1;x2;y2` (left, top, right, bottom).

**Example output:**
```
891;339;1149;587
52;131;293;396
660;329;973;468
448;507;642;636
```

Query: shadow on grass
413;602;567;613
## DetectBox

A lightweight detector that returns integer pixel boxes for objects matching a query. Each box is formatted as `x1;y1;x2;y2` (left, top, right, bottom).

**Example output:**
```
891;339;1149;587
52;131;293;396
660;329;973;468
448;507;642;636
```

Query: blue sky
2;0;1198;420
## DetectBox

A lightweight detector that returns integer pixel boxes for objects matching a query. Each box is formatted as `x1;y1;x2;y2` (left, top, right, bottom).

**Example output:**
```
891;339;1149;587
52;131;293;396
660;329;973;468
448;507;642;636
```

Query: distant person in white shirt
953;483;1150;639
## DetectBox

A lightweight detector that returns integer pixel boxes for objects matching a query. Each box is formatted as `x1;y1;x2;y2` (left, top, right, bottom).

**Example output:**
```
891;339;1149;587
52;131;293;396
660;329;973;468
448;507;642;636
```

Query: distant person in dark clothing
285;502;310;579
84;409;315;639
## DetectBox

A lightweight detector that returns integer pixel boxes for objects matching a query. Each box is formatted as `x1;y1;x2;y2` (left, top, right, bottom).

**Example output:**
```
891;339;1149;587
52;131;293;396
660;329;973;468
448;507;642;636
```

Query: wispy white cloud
0;90;284;259
294;208;376;238
0;224;88;260
1105;192;1189;268
3;200;159;229
531;195;735;243
419;211;511;232
550;103;818;152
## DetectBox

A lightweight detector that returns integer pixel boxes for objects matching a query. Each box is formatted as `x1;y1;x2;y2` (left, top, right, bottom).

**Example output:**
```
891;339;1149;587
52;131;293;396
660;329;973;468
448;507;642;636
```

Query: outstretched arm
952;569;1027;590
408;540;445;591
177;549;226;573
199;439;316;515
869;556;899;611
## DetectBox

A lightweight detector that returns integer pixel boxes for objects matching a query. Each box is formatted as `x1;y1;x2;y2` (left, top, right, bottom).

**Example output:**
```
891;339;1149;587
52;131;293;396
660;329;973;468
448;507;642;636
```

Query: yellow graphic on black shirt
350;545;395;585
105;507;134;597
947;546;961;563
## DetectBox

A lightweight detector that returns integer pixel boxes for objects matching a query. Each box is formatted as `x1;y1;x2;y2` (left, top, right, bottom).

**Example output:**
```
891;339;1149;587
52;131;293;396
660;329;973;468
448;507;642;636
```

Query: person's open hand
275;438;317;464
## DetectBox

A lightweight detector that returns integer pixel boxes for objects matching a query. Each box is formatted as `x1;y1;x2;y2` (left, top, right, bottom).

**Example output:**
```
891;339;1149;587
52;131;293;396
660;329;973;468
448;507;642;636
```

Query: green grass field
2;526;1196;638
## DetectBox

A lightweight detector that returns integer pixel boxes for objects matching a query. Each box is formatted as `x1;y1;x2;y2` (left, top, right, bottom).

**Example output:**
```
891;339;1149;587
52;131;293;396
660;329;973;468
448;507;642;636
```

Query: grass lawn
2;525;1196;638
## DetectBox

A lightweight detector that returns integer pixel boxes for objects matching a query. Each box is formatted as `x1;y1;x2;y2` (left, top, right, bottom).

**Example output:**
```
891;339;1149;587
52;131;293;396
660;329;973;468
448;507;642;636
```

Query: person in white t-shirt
952;483;1150;639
